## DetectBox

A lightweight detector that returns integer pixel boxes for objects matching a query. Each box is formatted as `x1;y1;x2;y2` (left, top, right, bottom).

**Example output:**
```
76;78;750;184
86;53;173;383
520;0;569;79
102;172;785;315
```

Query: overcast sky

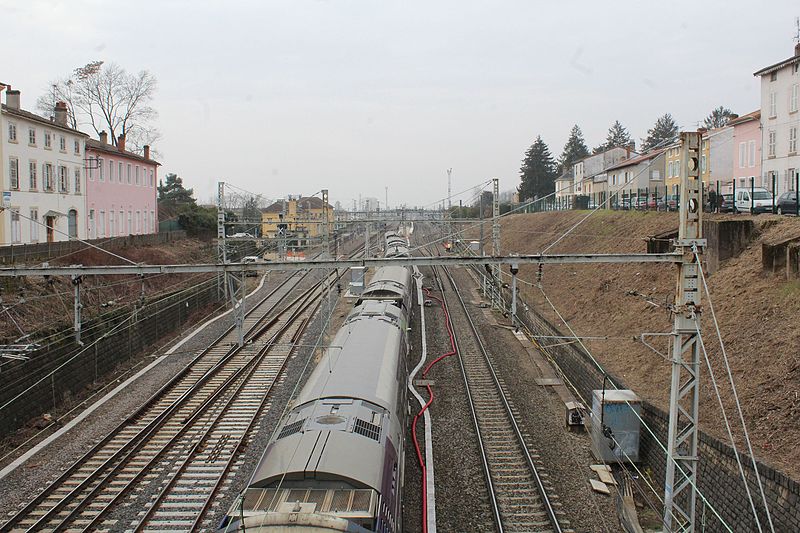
4;0;800;208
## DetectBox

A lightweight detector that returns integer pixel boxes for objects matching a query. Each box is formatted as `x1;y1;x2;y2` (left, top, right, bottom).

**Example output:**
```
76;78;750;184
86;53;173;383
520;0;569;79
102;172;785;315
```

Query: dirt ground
0;238;216;341
465;210;800;481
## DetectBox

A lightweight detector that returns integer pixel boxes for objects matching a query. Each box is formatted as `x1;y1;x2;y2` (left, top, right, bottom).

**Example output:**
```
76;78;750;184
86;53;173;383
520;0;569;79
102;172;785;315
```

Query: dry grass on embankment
470;210;800;480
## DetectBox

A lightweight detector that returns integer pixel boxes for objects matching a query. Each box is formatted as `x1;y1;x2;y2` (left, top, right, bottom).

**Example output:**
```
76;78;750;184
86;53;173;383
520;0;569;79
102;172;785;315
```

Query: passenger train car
220;230;412;533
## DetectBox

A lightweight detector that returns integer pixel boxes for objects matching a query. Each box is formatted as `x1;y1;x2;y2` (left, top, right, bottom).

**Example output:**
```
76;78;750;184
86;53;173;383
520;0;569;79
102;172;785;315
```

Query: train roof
295;302;405;410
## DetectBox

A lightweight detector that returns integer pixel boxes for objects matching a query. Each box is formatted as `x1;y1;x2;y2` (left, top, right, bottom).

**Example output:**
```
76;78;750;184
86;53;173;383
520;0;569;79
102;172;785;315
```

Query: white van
734;187;773;214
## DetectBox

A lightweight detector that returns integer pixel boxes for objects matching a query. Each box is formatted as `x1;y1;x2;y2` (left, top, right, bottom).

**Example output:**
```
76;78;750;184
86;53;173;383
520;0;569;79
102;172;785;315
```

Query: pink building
85;132;159;238
728;110;761;193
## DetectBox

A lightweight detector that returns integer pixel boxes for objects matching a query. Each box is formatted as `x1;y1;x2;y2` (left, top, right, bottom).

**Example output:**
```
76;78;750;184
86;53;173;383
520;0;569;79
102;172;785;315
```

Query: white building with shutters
755;43;800;194
0;85;88;244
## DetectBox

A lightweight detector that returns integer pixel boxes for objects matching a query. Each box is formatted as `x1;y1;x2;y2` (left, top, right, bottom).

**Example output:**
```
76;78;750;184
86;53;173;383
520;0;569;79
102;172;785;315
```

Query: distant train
220;231;413;533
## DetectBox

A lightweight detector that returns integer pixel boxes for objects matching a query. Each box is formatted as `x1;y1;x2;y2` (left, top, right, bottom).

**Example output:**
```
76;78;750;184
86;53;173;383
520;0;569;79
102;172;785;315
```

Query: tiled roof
727;110;760;126
753;52;800;77
605;148;666;172
85;138;160;165
1;103;89;136
262;196;332;214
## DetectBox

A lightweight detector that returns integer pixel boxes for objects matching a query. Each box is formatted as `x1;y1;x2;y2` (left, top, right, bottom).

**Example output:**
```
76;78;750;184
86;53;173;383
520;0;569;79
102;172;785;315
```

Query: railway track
2;265;345;532
429;260;566;533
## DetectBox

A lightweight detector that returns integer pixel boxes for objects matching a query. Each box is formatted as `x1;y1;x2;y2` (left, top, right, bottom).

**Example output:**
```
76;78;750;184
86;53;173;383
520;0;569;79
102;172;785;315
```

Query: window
127;211;132;234
109;210;115;237
7;122;17;142
10;210;21;243
149;169;154;187
99;210;106;238
770;71;777;82
769;92;777;117
791;127;798;154
768;130;777;157
74;167;81;193
28;128;36;145
739;142;746;168
43;163;54;191
701;155;707;173
668;161;673;177
127;164;132;184
792;84;799;113
98;158;104;181
748;140;756;167
44;131;51;149
29;160;37;190
9;157;19;190
58;165;69;193
74;139;80;155
30;208;39;242
59;135;66;152
109;159;114;181
119;162;123;183
136;211;141;233
150;211;154;233
119;210;124;234
135;165;140;185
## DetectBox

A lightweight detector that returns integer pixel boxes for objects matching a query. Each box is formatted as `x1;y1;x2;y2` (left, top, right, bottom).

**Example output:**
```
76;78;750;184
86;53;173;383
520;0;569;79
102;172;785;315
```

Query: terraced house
755;43;800;194
1;86;88;244
85;132;159;238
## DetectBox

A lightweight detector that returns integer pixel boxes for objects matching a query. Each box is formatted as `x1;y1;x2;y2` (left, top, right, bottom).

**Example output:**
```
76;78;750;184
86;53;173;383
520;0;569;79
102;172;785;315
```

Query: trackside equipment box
591;389;641;463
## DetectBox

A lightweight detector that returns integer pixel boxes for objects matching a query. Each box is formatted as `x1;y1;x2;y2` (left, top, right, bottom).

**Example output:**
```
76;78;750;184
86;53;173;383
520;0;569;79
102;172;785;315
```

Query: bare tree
38;61;159;155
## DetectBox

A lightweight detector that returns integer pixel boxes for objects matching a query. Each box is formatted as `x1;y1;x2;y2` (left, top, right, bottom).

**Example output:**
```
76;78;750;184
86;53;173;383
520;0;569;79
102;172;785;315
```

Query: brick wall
0;277;220;437
512;291;798;531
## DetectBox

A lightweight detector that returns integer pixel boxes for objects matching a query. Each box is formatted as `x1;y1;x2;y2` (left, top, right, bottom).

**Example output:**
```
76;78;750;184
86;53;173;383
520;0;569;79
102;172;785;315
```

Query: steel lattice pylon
663;131;704;532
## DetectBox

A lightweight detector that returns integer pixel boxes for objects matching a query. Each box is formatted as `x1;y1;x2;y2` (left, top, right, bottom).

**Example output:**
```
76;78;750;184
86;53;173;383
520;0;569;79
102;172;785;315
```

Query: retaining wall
0;278;221;437
0;231;188;265
513;294;798;531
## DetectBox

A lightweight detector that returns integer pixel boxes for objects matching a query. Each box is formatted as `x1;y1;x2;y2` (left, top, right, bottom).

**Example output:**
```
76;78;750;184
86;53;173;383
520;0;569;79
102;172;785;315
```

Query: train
220;231;413;533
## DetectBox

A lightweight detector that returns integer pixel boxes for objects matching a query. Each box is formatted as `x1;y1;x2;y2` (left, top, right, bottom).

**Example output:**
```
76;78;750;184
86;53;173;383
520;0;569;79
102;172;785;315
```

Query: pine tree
641;113;679;151
703;106;736;129
518;136;557;201
558;125;590;174
594;120;633;152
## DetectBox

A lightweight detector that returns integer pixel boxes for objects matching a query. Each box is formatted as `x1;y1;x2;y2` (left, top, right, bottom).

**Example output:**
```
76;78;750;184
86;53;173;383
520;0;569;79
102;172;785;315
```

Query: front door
46;216;55;243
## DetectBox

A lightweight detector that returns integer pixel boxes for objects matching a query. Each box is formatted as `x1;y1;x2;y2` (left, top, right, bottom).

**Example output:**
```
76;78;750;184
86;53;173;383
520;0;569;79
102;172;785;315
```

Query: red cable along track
411;286;457;533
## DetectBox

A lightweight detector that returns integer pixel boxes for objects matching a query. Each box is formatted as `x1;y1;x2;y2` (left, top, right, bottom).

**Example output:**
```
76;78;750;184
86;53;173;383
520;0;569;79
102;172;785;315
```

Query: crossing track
424;247;565;533
2;264;349;532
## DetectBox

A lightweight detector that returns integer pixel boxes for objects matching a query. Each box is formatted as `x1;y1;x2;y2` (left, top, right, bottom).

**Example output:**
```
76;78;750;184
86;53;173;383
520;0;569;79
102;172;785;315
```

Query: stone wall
0;231;188;265
0;277;220;437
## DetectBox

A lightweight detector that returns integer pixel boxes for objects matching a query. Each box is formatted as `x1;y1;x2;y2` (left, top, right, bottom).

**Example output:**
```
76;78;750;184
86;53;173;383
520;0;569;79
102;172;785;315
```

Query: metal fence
526;175;800;216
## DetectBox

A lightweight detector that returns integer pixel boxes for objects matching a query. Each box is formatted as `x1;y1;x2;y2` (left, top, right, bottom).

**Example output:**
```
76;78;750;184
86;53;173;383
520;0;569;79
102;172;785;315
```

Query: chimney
6;87;20;110
54;101;68;127
143;145;150;160
99;131;108;144
117;134;126;152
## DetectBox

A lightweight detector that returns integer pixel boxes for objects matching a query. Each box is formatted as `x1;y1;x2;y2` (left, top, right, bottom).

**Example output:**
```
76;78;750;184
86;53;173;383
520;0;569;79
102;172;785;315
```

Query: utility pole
217;182;227;300
322;189;330;258
663;131;704;532
72;274;83;345
491;178;501;308
447;168;453;209
385;186;389;213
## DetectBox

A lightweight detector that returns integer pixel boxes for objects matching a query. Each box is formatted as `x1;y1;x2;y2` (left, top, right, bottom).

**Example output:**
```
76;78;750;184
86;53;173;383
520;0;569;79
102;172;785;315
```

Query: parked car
657;194;679;211
718;193;734;213
733;188;773;214
776;191;799;215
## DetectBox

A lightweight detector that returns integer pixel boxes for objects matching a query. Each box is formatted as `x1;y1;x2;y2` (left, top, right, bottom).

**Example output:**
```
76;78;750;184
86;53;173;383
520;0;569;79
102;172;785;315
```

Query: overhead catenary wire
695;251;776;532
534;283;733;531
